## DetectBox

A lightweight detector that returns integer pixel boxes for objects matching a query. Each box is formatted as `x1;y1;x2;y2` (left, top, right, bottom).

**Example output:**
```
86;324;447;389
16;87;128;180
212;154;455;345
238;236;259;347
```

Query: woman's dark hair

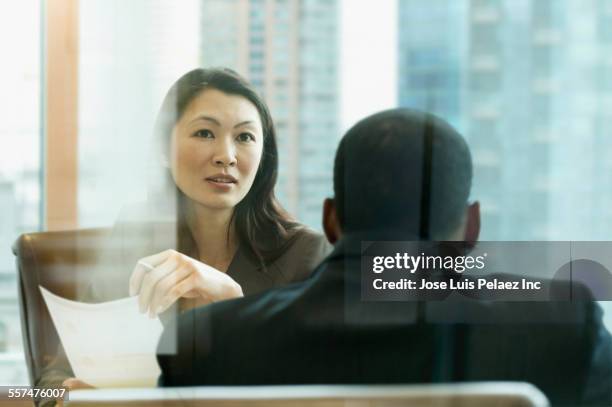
154;67;298;267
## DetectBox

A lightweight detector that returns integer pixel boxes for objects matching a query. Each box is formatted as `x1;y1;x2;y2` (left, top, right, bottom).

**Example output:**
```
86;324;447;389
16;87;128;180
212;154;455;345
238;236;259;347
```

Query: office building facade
398;0;612;240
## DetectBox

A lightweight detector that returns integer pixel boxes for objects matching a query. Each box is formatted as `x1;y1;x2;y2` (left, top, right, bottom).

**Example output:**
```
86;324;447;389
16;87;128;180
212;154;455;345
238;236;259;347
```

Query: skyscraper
398;0;469;129
397;0;612;240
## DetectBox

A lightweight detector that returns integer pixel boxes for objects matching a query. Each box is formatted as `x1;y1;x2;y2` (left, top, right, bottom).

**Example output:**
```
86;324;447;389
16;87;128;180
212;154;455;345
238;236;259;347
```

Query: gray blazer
227;227;333;296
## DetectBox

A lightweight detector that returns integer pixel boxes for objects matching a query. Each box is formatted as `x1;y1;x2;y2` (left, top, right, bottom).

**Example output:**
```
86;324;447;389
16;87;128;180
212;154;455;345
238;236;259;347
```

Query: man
157;109;612;406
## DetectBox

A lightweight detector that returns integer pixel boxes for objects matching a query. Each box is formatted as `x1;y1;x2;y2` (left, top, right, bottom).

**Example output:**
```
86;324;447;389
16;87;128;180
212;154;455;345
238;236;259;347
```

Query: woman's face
169;88;264;212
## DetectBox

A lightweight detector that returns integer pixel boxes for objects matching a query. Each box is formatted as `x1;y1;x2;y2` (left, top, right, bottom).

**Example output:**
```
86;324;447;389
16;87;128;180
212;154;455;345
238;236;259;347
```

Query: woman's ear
323;198;341;244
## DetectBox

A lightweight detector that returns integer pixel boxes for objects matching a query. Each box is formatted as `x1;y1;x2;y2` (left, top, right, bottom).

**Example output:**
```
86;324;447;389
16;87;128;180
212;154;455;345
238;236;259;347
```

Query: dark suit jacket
157;234;612;406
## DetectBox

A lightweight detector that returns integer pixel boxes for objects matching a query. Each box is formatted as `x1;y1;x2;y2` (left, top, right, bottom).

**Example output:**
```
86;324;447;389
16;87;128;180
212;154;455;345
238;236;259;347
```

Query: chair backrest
12;228;111;385
66;383;549;407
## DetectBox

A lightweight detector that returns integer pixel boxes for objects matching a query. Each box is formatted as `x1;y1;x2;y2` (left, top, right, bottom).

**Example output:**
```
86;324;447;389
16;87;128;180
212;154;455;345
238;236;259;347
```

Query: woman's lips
206;179;234;187
205;174;237;183
204;175;237;190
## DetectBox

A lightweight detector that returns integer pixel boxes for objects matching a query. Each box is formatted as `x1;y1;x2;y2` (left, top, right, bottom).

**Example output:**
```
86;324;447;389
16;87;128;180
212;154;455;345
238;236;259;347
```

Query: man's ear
464;201;480;247
323;198;341;244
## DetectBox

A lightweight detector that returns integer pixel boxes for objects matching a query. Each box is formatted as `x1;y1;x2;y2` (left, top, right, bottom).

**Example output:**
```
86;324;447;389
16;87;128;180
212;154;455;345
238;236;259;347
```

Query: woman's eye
236;132;255;143
193;129;214;138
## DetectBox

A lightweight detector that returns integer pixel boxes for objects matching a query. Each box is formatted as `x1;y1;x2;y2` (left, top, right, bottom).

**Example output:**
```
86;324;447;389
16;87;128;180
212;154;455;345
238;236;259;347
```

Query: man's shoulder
206;274;312;324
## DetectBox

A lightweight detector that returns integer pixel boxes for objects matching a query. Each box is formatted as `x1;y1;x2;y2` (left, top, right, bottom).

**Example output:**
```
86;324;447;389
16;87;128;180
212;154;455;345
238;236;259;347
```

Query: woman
44;68;331;395
126;67;331;317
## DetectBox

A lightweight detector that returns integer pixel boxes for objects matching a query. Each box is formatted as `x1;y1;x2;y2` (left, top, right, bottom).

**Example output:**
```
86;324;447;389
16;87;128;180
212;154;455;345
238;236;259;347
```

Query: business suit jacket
157;233;612;406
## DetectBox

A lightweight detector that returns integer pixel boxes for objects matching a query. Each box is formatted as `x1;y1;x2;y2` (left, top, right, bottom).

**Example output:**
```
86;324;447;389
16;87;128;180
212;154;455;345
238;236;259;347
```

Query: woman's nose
212;139;237;167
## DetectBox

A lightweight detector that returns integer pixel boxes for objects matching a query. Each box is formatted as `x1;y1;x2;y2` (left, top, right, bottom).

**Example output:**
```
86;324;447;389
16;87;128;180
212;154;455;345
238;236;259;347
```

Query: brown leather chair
12;229;112;385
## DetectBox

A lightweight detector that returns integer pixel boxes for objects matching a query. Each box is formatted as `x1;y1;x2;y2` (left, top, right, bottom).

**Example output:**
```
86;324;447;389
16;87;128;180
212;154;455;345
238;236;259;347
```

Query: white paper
39;286;164;388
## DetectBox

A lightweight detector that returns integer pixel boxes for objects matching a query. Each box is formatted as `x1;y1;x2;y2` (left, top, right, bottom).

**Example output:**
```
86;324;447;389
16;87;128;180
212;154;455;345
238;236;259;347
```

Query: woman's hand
129;249;244;317
53;378;94;406
62;377;95;390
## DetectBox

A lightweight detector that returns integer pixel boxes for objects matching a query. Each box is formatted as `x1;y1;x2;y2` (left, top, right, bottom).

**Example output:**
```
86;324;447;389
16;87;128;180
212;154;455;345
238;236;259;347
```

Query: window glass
0;0;41;385
4;0;612;396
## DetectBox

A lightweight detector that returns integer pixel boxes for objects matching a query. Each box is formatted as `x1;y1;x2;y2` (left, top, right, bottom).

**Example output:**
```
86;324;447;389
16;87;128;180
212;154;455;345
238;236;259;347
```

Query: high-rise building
398;0;469;129
199;0;339;230
397;0;612;240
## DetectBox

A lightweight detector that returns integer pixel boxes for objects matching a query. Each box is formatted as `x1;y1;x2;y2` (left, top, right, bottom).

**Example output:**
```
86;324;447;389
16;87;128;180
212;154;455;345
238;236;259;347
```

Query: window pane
77;0;339;231
0;0;41;385
78;0;202;227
